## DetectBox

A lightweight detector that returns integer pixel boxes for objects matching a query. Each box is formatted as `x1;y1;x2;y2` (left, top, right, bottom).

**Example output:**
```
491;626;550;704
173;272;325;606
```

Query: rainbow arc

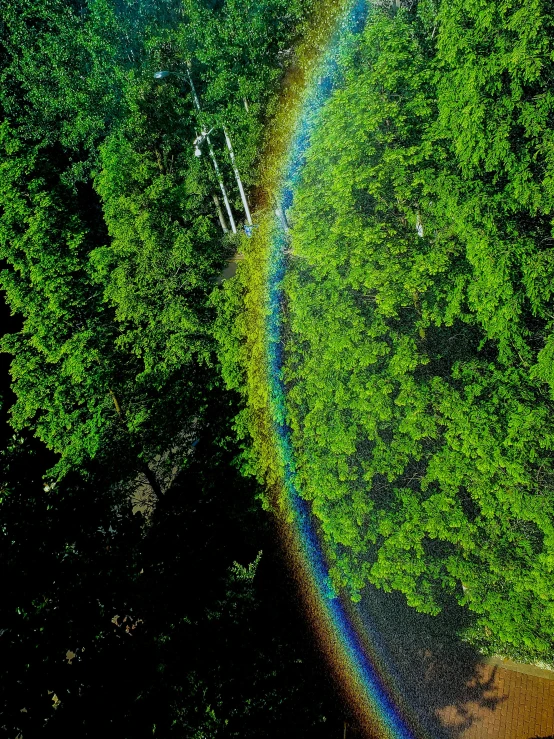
262;1;429;736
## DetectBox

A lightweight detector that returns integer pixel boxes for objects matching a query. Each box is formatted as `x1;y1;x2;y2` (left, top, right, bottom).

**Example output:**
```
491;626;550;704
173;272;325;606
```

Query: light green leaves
279;3;554;661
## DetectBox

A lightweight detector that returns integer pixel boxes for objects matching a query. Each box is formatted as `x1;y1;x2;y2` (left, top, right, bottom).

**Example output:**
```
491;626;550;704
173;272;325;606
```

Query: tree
0;0;317;486
0;0;351;734
216;3;554;661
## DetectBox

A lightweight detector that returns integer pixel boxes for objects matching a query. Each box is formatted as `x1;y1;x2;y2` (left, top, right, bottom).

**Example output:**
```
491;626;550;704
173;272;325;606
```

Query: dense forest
0;0;354;735
219;0;554;666
285;0;554;662
4;0;554;734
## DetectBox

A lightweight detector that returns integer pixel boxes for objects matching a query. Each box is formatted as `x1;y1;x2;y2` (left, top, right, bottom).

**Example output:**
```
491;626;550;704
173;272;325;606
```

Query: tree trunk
140;462;162;499
109;389;162;499
213;193;229;233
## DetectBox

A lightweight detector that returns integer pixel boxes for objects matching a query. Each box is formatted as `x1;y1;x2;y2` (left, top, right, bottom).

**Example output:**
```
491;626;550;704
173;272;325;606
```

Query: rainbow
262;1;429;736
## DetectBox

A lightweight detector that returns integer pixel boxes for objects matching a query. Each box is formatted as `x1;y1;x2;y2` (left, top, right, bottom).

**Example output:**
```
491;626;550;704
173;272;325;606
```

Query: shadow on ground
355;586;505;738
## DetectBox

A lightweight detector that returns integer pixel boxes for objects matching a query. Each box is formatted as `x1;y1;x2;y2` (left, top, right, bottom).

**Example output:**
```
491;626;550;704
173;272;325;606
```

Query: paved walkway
355;587;554;738
425;652;554;738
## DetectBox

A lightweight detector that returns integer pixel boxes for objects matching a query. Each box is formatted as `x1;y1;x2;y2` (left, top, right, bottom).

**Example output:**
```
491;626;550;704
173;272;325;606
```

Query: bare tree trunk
206;133;237;233
109;389;122;416
223;126;253;226
187;67;237;233
213;193;229;233
275;204;290;233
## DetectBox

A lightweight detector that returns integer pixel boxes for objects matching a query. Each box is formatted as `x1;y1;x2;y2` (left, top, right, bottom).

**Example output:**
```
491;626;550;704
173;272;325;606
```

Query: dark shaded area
0;1;358;734
0;390;352;738
415;318;492;382
355;586;496;737
0;288;19;419
353;584;554;737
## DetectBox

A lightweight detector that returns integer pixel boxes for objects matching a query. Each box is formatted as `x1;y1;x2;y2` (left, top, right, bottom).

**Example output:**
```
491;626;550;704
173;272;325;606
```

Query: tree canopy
279;1;554;661
0;0;354;736
216;0;554;664
0;0;314;482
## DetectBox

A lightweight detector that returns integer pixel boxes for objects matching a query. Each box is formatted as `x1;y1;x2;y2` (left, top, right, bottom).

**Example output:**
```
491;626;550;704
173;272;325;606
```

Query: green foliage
212;219;280;490
277;3;554;661
0;0;314;481
211;0;342;503
92;80;220;382
0;1;348;735
0;120;118;473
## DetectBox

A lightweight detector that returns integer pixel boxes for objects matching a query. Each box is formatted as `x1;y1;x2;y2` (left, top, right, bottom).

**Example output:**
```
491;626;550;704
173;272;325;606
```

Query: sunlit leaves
281;3;554;661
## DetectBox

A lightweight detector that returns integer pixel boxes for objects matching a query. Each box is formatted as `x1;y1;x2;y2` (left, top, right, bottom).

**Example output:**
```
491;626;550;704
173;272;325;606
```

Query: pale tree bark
213;192;229;233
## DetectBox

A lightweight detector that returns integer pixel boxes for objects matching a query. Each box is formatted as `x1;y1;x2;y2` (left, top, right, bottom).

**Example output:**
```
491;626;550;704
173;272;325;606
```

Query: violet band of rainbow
264;1;428;736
